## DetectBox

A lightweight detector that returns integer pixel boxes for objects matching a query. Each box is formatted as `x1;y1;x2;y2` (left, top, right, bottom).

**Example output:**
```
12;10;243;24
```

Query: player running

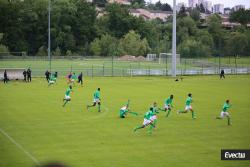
70;73;77;85
87;88;101;112
66;72;72;84
178;93;196;119
62;85;73;107
134;107;155;134
48;73;57;86
164;95;174;117
119;100;138;118
151;102;160;127
216;100;232;126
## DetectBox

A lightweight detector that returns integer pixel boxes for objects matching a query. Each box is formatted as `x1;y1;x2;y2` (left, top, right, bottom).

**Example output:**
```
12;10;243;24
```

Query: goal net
158;53;180;64
0;68;25;80
146;54;157;61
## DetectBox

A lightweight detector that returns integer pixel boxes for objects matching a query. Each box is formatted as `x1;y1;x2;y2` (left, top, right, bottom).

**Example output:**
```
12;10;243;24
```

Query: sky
146;0;250;8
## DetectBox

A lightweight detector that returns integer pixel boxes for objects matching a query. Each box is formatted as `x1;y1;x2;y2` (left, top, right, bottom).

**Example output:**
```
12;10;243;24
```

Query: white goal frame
0;68;25;80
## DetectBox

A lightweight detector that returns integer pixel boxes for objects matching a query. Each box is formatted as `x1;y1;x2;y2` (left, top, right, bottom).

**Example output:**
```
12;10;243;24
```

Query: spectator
54;71;58;78
78;72;83;86
45;70;50;83
23;70;27;82
3;70;8;83
220;69;225;79
67;72;72;84
27;68;32;82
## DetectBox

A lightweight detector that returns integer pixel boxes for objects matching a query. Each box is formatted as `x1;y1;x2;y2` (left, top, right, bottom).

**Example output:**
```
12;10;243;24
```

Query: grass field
0;75;250;167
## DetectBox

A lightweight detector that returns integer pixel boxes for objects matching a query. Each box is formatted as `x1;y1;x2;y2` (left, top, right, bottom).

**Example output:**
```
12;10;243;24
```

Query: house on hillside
107;0;131;5
129;8;172;22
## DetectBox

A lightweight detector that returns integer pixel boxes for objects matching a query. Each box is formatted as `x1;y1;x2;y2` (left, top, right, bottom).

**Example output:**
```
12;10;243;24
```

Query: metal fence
0;56;250;77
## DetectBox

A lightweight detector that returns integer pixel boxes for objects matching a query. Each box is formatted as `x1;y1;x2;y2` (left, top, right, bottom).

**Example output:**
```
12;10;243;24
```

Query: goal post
146;54;157;61
0;68;25;80
0;52;27;57
159;53;180;75
159;53;180;64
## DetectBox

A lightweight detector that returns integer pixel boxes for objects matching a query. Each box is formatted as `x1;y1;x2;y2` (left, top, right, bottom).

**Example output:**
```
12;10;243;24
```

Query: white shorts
150;115;157;121
220;111;230;118
143;119;152;126
49;80;55;84
71;79;75;82
185;105;192;111
65;95;71;100
93;98;100;103
164;104;171;110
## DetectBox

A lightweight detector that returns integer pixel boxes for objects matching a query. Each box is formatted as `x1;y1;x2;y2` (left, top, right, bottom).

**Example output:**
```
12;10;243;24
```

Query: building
177;2;187;12
213;4;224;14
224;7;231;15
232;5;245;11
107;0;131;5
203;1;212;13
129;8;172;22
198;0;205;5
188;0;198;8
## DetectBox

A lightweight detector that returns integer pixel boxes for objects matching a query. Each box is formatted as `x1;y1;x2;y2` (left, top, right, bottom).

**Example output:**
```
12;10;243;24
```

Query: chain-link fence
0;56;250;77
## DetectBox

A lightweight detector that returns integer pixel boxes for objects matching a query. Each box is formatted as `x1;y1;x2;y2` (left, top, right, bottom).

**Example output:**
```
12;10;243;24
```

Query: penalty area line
0;128;40;166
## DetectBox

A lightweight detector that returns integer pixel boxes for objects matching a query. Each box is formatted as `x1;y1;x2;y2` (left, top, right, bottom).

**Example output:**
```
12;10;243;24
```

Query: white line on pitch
0;128;40;166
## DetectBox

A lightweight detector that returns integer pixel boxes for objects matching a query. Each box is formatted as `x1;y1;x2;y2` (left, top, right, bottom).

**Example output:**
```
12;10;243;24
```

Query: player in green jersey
150;102;160;126
134;107;155;134
62;85;73;107
178;93;196;119
119;100;138;118
164;95;174;117
70;73;77;85
87;88;101;112
216;100;232;126
48;73;57;86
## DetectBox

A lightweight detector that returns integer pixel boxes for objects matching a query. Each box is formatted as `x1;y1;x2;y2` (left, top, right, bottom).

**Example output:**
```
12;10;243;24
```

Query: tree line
0;0;250;57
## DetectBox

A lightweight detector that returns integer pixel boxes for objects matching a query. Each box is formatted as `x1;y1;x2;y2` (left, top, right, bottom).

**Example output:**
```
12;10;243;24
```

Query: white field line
0;128;40;166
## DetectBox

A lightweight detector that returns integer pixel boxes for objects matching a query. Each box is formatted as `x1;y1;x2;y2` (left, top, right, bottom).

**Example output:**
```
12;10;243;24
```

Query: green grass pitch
0;75;250;167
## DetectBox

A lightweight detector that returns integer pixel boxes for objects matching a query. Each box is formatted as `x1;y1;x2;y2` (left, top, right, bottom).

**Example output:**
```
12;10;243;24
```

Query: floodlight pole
48;0;51;72
172;0;177;77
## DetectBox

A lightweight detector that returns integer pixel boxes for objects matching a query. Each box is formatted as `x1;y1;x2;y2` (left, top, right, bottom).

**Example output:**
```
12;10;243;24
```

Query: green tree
177;16;197;44
208;14;224;56
178;39;211;57
93;0;107;7
118;30;150;56
190;8;200;22
195;30;214;49
178;5;187;18
131;0;145;8
230;9;250;26
90;34;118;56
36;46;47;56
225;32;248;56
52;47;61;56
105;3;133;38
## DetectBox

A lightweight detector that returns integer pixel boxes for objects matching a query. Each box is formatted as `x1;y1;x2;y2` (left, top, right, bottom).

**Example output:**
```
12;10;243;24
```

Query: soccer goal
0;68;25;80
146;54;157;61
158;53;180;64
0;52;27;57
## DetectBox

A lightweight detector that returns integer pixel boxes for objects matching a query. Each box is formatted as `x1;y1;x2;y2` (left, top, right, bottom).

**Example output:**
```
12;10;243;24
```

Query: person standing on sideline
78;72;83;86
3;70;8;83
27;68;32;82
23;70;27;82
45;70;50;83
54;71;58;78
220;69;225;79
